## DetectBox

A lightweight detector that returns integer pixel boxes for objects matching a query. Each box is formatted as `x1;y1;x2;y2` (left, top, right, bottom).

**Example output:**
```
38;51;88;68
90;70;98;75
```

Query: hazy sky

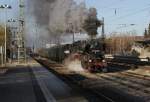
0;0;18;18
0;0;150;35
85;0;150;35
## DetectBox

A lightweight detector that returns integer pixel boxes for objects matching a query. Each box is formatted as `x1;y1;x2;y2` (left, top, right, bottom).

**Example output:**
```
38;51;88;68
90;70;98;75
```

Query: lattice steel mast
17;0;26;63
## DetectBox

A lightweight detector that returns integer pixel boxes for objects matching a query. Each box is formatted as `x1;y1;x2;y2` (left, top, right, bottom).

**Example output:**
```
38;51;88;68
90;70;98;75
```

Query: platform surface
0;60;88;102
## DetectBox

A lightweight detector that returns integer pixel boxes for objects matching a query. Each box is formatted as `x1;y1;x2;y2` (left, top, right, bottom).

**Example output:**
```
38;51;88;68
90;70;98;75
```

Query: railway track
35;57;150;102
94;72;150;101
36;58;124;102
63;74;116;102
97;74;150;93
124;72;150;79
119;72;150;81
112;73;150;87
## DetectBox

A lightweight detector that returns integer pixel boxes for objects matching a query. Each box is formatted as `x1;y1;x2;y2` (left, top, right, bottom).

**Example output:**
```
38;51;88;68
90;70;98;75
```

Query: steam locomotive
81;40;107;72
39;39;107;72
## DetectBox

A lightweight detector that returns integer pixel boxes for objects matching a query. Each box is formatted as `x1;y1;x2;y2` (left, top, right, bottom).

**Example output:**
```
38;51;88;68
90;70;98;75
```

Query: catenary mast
17;0;26;63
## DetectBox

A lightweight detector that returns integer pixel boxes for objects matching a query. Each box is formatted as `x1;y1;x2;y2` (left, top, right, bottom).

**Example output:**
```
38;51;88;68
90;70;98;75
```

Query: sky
0;0;18;25
85;0;150;36
0;0;150;36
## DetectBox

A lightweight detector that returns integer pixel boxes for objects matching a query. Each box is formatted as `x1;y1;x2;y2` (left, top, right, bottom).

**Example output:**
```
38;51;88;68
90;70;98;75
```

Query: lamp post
8;18;17;62
68;23;75;44
0;4;12;65
35;23;38;52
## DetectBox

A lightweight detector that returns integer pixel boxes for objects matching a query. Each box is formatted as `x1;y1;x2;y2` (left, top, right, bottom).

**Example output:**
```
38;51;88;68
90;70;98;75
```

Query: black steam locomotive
81;40;107;72
40;39;107;72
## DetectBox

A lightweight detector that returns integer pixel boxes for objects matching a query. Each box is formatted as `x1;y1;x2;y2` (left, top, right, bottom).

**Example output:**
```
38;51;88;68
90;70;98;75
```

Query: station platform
0;59;88;102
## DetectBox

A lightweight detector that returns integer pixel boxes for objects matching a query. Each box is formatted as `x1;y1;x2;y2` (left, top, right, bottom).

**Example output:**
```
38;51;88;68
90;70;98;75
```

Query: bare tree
106;31;139;55
0;25;5;46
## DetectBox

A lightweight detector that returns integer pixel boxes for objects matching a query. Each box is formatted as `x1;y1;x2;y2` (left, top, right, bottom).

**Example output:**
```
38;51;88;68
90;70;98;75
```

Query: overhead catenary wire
97;0;126;16
97;2;150;35
102;5;150;32
108;6;150;22
98;0;125;10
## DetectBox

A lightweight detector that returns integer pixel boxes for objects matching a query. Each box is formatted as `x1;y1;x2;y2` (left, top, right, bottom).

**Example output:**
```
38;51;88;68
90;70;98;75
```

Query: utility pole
0;46;3;66
101;17;105;40
17;0;26;63
8;19;17;62
73;30;75;44
101;17;106;52
35;23;38;51
4;7;7;65
0;4;12;66
71;23;75;44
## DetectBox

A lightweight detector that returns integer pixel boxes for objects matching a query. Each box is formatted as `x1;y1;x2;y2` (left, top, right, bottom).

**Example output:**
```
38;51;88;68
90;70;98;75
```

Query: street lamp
0;4;12;65
8;18;16;23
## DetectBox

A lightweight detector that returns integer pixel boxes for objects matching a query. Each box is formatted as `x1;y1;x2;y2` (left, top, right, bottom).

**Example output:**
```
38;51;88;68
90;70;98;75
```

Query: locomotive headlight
102;60;106;62
64;50;70;54
89;59;92;62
